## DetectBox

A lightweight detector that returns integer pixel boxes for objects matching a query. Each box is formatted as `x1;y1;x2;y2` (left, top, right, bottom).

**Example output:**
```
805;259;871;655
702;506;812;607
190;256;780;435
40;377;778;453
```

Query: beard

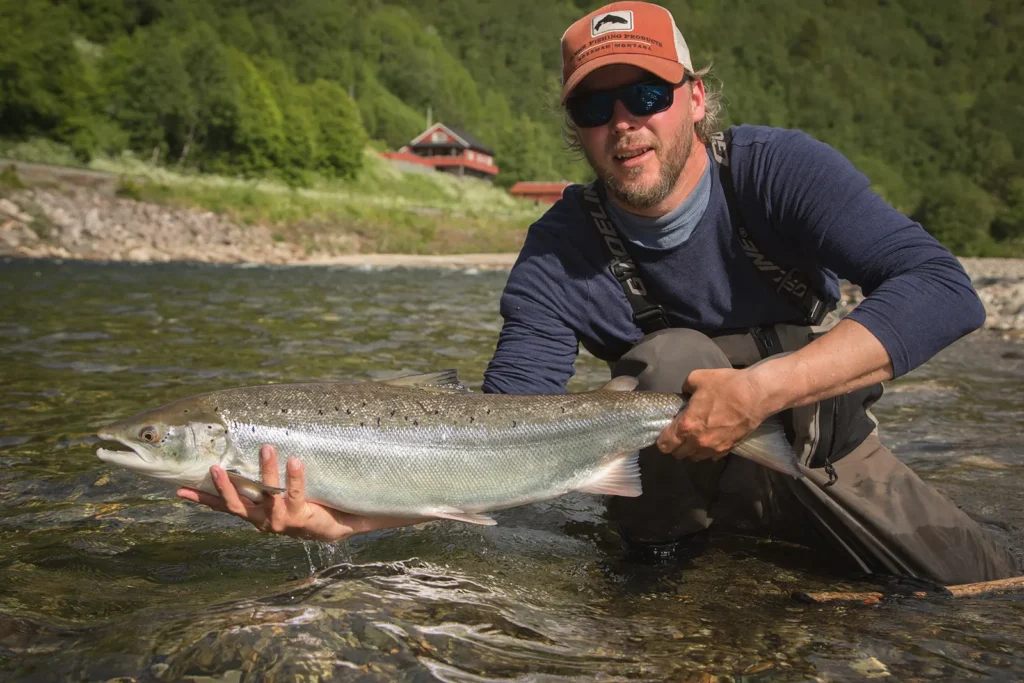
584;117;694;212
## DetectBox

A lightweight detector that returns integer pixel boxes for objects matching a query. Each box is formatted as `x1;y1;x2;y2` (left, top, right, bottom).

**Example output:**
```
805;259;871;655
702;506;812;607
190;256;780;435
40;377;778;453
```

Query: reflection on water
1;258;1022;681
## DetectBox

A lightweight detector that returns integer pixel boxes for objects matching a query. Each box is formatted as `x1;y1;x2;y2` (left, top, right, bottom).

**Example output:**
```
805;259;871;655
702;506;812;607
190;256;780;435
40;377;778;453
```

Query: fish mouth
95;430;155;468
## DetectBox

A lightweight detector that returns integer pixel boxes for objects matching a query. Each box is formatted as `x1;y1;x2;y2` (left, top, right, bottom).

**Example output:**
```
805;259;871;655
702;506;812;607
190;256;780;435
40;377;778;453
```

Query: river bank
2;165;1022;335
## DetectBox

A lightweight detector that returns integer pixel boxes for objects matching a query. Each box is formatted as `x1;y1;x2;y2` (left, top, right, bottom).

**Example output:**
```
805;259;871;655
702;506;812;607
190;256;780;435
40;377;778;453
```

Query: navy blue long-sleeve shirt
483;125;984;395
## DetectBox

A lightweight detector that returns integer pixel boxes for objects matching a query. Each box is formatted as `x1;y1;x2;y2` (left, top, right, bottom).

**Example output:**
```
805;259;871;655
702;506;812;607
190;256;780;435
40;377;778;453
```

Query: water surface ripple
1;259;1022;681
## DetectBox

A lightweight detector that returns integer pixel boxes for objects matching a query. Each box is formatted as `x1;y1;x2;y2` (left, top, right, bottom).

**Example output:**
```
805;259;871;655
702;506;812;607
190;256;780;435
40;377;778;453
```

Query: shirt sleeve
759;130;985;377
482;201;585;395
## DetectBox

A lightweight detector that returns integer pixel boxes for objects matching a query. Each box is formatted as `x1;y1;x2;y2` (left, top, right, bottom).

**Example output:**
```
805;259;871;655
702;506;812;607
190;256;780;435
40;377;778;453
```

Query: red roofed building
381;123;499;181
509;181;572;205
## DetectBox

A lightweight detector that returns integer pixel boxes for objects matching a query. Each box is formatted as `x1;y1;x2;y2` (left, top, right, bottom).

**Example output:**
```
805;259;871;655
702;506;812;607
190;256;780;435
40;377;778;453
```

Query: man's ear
688;77;707;123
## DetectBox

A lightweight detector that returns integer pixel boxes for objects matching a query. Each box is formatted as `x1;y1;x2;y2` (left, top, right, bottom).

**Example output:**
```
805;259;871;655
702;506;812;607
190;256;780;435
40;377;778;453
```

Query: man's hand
655;366;771;461
654;319;895;463
176;445;421;541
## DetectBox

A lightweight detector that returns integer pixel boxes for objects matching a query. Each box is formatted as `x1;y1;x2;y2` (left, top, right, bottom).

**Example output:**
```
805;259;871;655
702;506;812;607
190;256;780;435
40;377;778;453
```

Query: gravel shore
2;182;1022;335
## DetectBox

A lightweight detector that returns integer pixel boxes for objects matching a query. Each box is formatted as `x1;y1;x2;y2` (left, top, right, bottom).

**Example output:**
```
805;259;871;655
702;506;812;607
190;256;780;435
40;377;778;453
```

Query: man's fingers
284;457;308;518
177;488;229;512
211;466;252;519
260;445;281;489
178;487;268;531
657;418;686;454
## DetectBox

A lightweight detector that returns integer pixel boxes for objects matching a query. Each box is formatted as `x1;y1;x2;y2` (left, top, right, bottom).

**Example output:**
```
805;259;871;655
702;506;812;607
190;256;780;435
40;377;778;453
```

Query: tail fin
733;417;803;478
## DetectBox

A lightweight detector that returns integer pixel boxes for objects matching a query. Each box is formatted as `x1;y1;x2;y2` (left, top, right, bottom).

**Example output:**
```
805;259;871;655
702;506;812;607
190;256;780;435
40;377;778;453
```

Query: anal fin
428;508;497;526
577;453;642;497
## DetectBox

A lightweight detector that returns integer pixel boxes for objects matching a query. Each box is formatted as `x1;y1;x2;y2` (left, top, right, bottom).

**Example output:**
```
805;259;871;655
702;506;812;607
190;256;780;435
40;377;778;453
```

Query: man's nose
610;99;640;132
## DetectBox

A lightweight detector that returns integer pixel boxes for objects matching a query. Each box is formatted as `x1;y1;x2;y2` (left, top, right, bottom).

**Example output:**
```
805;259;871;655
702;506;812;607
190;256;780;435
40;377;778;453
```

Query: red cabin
382;123;499;181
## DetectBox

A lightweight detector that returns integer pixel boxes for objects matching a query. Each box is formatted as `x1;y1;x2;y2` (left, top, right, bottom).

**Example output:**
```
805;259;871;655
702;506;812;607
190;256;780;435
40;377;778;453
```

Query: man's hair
562;64;723;155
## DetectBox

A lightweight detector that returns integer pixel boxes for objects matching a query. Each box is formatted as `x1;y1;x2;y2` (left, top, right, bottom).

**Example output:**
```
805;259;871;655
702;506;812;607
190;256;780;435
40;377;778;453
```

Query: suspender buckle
634;306;670;332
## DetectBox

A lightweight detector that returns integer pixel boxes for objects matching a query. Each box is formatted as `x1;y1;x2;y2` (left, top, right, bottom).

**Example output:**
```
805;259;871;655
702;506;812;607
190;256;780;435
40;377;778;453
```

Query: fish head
96;400;229;488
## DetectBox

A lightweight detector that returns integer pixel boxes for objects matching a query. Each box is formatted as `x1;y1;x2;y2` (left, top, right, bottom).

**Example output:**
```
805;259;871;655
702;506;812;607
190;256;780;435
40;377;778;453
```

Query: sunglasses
567;76;688;128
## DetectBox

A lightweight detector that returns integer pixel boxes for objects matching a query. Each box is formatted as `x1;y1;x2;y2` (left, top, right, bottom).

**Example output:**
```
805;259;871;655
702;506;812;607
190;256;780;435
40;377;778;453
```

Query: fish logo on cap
592;11;633;36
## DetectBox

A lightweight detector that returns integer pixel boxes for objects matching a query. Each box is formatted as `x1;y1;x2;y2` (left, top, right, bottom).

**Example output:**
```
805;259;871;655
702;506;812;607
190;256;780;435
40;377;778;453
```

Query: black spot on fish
318;409;323;415
346;408;351;415
470;416;475;423
184;409;188;414
486;408;491;414
390;409;396;417
264;400;268;406
376;417;380;428
433;409;439;415
361;401;366;407
335;406;339;412
359;422;364;427
281;409;287;414
413;419;418;426
252;427;256;433
561;407;566;413
512;420;517;428
214;406;219;413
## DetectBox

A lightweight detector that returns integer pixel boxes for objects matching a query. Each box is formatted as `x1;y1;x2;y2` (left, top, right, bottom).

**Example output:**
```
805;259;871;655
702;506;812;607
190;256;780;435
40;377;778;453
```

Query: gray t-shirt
605;149;713;250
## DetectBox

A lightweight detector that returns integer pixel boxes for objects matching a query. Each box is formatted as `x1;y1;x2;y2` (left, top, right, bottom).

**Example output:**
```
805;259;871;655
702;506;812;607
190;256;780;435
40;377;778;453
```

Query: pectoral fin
577;452;643;497
225;469;286;503
427;508;497;526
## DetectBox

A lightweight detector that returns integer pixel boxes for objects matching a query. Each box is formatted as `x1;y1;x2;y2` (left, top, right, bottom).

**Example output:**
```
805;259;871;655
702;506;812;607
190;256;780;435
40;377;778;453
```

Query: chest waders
577;131;1018;585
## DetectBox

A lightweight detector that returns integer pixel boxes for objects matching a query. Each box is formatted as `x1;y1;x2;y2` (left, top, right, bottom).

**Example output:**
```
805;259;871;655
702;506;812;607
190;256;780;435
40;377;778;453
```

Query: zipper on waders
823;400;839;487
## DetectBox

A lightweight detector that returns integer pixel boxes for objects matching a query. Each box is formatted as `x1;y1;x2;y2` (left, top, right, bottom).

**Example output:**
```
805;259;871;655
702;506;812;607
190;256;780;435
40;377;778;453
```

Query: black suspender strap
578;183;669;335
710;130;830;326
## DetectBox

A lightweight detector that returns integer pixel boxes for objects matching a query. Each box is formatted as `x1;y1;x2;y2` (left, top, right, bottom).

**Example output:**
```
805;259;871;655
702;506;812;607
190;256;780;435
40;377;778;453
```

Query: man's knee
612;328;732;393
606;329;735;550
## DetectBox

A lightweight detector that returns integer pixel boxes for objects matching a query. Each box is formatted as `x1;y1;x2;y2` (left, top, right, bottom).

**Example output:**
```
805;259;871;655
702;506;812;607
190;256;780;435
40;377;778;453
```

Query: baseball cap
560;1;693;103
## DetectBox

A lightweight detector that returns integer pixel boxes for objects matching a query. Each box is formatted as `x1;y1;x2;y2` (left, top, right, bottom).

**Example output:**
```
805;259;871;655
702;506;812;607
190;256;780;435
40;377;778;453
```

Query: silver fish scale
186;383;683;516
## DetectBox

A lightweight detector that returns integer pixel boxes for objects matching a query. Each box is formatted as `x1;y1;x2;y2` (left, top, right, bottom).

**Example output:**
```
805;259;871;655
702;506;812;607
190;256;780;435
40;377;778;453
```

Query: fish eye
139;426;160;443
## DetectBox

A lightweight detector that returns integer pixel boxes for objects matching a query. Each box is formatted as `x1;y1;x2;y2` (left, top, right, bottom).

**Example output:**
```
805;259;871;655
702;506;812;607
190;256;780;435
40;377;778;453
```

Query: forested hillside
1;0;1022;254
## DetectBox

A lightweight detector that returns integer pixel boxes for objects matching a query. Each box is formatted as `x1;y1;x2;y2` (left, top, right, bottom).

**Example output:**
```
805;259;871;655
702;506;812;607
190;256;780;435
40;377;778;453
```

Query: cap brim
561;55;685;103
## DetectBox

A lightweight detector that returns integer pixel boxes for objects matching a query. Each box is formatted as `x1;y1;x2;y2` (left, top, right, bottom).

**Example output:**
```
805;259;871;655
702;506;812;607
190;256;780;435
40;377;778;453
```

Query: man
180;2;1017;585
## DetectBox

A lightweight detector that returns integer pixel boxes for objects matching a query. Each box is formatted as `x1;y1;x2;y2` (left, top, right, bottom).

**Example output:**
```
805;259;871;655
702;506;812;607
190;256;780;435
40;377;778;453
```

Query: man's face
572;64;703;212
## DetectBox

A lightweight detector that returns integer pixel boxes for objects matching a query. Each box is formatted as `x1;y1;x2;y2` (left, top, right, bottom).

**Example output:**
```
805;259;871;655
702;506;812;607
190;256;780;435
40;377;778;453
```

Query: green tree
0;2;88;136
179;22;237;166
308;79;367;179
214;48;286;175
913;175;1002;256
357;70;426;150
101;26;194;161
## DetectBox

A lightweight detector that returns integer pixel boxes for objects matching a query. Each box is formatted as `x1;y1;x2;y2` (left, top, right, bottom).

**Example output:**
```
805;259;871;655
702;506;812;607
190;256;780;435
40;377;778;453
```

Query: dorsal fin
379;370;469;392
598;376;639;392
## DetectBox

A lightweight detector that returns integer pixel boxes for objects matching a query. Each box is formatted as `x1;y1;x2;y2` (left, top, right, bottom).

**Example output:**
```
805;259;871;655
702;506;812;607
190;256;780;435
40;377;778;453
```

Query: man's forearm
750;318;894;416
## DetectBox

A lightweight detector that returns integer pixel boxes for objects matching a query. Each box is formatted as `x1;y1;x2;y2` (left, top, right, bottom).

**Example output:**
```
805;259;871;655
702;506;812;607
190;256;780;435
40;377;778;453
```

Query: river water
1;258;1022;681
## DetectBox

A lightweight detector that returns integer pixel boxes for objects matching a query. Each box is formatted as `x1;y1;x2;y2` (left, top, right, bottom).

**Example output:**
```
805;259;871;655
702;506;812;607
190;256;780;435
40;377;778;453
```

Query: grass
0;164;26;190
93;148;545;254
0;139;548;255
